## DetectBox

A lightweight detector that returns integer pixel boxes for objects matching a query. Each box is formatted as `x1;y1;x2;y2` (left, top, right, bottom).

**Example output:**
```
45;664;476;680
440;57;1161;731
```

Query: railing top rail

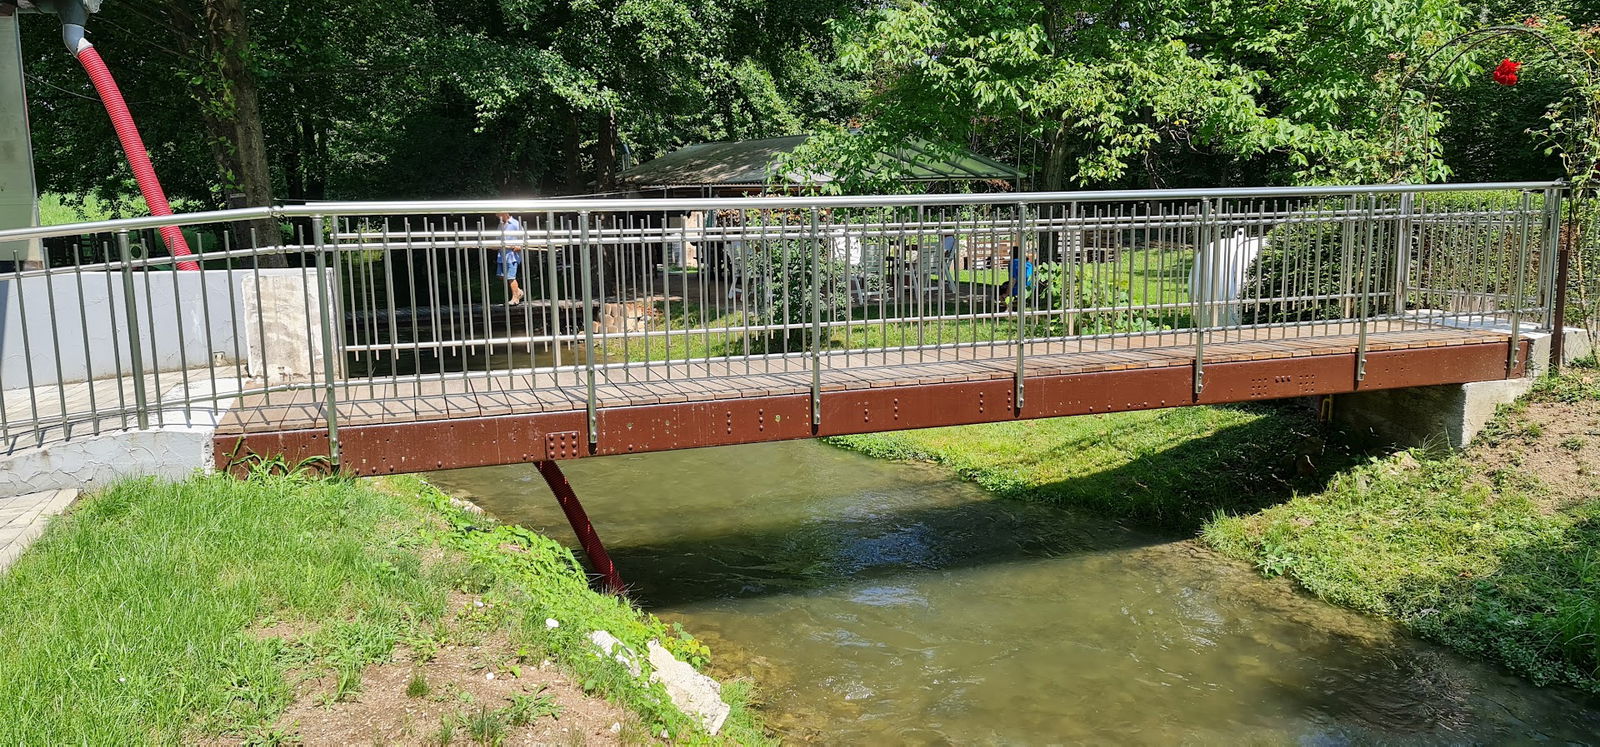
0;180;1564;245
299;181;1564;217
0;205;279;245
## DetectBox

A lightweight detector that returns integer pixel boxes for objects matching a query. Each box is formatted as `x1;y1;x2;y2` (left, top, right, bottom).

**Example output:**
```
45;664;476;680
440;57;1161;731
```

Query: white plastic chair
1189;226;1266;327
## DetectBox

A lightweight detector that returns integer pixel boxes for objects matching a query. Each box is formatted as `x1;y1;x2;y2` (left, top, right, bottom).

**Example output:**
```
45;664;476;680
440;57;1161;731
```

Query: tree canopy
13;0;1598;209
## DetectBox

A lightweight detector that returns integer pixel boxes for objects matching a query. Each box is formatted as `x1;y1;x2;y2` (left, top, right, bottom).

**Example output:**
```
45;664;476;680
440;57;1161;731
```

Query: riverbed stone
587;630;641;677
646;640;730;735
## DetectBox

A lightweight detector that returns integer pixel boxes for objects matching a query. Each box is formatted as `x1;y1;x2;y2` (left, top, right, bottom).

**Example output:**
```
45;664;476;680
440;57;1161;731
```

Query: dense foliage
17;0;861;208
14;0;1600;210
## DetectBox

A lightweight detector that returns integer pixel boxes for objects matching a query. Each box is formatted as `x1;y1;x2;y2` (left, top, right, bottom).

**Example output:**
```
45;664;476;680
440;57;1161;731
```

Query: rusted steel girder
536;460;624;595
216;340;1527;475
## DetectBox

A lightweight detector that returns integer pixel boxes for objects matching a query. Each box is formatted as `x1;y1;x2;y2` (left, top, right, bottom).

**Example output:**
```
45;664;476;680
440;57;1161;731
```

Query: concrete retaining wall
0;268;323;387
0;425;214;499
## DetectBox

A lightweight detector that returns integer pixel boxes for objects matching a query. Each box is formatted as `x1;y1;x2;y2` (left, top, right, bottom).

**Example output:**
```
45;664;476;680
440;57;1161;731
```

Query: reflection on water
429;441;1600;743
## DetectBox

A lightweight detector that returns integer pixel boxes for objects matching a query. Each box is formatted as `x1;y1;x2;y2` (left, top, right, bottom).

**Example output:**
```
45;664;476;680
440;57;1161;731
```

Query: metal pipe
312;216;341;463
1509;192;1533;375
809;208;822;429
578;212;597;449
116;230;147;429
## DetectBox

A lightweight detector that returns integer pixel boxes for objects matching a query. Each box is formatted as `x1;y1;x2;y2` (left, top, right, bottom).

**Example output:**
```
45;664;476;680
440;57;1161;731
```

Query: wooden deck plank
218;323;1513;434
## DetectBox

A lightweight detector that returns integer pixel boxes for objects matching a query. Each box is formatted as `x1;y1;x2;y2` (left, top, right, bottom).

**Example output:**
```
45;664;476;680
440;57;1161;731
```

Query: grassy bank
0;471;765;743
1206;363;1600;693
831;365;1600;694
828;402;1352;531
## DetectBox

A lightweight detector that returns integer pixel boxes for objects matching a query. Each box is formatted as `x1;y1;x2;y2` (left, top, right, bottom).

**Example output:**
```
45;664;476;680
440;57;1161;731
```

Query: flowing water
429;440;1600;744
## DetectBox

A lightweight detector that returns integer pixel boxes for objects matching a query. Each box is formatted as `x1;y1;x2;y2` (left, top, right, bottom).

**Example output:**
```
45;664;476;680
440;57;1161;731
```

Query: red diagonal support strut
535;460;624;594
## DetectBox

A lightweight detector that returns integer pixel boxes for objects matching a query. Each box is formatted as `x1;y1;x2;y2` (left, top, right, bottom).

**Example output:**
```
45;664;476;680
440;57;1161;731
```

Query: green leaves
798;0;1469;191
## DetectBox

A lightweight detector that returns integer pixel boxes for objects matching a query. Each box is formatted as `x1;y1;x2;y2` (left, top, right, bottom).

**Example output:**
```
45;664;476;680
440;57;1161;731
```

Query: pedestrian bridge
0;182;1564;480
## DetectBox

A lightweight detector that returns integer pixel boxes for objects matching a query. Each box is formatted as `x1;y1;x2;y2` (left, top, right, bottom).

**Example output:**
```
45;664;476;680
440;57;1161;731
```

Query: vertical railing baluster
579;211;598;450
1550;188;1574;370
543;211;561;374
1509;191;1533;375
1357;195;1377;383
1540;186;1564;334
1014;201;1026;414
1393;191;1414;321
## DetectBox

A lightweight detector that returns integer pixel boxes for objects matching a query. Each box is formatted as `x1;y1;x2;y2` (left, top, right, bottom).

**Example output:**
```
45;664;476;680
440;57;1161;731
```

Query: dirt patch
271;597;639;746
250;619;312;642
1474;371;1600;513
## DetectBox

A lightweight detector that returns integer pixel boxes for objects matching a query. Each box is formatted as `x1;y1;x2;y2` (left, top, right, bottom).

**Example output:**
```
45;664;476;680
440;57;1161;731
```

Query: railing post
579;211;598;449
1393;190;1415;316
1193;200;1212;396
1014;201;1027;414
809;207;822;429
1509;191;1534;376
1357;195;1376;383
116;230;148;430
312;216;341;464
1551;189;1575;370
1541;186;1565;333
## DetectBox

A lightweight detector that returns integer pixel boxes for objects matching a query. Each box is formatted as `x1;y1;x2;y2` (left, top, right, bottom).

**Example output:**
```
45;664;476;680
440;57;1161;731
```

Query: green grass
829;402;1352;531
958;248;1193;306
1204;362;1600;693
0;473;767;743
606;249;1194;366
38;192;208;225
0;475;439;741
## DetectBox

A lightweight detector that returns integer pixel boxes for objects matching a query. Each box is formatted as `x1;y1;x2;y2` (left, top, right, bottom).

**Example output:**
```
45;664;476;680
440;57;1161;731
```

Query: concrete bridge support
1332;326;1594;448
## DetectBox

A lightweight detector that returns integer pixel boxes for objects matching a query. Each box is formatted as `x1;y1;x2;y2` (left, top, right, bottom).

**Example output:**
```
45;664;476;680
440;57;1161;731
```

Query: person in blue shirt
495;212;524;306
999;252;1034;302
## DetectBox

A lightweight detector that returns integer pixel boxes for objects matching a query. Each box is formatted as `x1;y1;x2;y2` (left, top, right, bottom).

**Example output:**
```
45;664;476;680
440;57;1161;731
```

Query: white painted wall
0;268;320;387
0;15;41;265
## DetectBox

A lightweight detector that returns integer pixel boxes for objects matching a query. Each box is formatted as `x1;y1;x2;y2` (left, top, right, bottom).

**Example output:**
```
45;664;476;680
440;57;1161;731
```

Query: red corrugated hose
76;45;199;271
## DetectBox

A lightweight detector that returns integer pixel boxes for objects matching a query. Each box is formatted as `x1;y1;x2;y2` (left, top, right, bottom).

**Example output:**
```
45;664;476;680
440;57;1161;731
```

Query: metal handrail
0;181;1563;245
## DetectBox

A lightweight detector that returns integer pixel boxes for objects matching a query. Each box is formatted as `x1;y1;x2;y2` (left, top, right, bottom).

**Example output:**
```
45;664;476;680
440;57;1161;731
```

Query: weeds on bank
1206;363;1600;693
428;688;562;746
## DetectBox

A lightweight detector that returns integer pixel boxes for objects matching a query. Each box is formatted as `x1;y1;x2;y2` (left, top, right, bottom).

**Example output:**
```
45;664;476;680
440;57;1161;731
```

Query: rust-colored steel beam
216;341;1527;475
536;460;624;595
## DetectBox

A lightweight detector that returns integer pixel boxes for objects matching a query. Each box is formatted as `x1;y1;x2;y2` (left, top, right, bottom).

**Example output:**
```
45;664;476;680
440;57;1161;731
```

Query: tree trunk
164;0;281;263
1041;123;1071;191
199;0;282;265
595;110;618;192
564;109;585;194
1040;123;1074;260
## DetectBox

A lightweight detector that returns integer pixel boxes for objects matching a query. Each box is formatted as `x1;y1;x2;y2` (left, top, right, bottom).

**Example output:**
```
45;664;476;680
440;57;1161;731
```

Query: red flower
1493;58;1521;86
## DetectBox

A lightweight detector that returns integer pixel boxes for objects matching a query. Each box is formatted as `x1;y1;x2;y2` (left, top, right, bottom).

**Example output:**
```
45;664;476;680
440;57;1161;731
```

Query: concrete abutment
1332;326;1594;448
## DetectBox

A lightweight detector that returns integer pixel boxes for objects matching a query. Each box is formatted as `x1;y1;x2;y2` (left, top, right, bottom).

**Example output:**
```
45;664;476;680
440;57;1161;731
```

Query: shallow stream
429;440;1600;743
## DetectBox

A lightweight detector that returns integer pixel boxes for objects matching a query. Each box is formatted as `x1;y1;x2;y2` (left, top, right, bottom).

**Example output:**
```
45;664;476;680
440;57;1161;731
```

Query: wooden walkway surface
219;320;1513;436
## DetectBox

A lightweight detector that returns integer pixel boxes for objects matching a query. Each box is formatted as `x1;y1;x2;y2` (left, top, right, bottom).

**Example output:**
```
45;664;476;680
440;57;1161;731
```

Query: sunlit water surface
429;441;1600;743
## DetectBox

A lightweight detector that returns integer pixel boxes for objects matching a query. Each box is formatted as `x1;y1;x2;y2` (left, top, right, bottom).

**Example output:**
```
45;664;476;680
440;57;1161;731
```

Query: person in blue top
999;251;1034;302
495;212;524;307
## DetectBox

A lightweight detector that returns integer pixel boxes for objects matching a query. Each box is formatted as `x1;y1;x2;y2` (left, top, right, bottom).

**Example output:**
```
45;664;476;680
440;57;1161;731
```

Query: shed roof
619;135;1020;187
